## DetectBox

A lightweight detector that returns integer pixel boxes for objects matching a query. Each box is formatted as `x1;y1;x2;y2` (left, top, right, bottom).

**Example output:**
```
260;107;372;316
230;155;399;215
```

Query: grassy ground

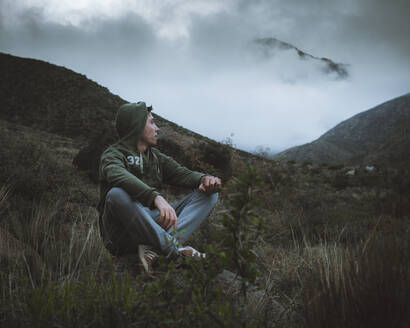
1;120;409;327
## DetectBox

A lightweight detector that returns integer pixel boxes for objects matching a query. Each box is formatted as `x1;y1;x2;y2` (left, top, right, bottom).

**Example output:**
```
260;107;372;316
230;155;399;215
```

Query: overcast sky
1;0;409;153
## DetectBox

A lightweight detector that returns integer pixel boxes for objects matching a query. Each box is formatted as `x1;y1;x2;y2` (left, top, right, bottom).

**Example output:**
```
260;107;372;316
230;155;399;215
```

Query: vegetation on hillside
1;119;409;327
272;93;410;169
1;53;409;327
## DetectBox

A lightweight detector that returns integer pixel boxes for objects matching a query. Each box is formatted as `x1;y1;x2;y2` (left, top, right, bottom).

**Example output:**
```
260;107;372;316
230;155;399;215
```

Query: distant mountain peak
254;37;349;79
272;93;410;169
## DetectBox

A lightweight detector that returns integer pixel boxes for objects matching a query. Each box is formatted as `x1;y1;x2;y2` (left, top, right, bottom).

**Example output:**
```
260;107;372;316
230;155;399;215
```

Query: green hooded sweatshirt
98;102;205;214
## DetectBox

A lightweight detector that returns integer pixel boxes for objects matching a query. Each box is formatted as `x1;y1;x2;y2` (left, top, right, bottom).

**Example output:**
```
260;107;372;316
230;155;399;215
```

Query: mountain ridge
272;93;410;169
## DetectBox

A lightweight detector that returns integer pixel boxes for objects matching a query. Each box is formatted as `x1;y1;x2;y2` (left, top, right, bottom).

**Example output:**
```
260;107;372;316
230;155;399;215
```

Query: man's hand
154;195;178;231
199;175;222;195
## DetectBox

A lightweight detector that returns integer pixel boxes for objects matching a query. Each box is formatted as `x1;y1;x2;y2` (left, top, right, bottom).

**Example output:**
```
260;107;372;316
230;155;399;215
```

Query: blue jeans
101;188;218;258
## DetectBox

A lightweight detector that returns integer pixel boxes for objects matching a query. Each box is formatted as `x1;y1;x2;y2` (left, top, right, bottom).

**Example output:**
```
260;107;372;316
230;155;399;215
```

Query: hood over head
115;102;152;151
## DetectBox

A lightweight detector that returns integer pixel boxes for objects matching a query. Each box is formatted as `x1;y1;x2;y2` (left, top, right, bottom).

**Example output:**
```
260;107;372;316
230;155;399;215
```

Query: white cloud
1;0;230;39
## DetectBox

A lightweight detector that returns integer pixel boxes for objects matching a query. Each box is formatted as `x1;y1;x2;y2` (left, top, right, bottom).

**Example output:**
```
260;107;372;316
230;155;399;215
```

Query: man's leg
101;187;179;258
155;190;219;245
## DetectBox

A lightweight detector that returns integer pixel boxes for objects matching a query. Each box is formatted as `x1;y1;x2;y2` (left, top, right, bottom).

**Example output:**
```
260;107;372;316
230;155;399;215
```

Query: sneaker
138;244;158;273
178;246;206;259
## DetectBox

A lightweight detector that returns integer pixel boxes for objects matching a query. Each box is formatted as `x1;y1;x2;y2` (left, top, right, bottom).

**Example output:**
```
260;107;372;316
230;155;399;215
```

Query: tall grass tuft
304;229;410;328
0;184;10;214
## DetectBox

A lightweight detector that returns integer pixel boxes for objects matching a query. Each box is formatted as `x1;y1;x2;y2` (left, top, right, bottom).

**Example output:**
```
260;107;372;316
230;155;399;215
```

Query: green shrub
0;131;74;201
328;164;344;170
331;173;350;190
219;166;267;296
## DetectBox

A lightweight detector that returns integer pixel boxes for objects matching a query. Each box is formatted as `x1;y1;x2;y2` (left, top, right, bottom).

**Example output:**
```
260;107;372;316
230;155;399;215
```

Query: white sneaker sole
178;246;206;259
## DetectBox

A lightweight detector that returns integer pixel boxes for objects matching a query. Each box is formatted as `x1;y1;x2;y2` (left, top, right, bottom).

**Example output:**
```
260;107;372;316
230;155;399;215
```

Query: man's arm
159;152;205;188
100;149;160;207
158;150;222;193
153;195;178;230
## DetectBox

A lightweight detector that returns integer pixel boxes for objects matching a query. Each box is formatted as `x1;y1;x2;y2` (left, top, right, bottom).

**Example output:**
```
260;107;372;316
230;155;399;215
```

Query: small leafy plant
219;165;267;296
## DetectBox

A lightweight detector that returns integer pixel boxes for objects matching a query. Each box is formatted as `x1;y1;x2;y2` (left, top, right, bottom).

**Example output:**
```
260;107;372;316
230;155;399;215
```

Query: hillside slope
0;52;251;181
0;52;124;143
273;93;410;168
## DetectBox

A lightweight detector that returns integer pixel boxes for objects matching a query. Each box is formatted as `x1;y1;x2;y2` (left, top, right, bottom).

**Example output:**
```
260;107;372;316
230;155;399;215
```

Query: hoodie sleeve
158;151;206;188
100;148;160;207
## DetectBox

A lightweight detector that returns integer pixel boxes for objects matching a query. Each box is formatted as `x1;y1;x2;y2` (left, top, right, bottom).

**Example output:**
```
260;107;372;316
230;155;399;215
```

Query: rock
215;269;287;317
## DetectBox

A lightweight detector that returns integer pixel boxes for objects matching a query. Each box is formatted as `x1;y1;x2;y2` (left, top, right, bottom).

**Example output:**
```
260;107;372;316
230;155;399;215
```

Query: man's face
140;113;159;147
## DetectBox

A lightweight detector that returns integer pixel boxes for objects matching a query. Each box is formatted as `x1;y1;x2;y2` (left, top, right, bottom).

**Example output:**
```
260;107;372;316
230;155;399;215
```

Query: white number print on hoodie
127;156;141;166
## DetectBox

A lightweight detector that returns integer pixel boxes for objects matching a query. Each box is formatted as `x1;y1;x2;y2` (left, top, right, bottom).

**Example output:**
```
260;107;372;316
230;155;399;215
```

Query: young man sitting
98;102;221;273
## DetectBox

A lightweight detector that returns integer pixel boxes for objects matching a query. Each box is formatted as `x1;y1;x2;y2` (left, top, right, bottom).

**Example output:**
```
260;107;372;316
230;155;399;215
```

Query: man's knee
195;190;218;208
209;192;219;207
106;187;132;208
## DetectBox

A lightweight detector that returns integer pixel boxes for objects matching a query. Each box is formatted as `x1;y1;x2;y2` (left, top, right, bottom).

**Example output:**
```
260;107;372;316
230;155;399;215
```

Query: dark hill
0;52;244;181
272;93;410;169
0;52;123;143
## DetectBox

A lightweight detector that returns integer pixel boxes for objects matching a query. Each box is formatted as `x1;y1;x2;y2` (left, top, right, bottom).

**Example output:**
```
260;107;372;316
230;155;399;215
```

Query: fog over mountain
1;0;409;152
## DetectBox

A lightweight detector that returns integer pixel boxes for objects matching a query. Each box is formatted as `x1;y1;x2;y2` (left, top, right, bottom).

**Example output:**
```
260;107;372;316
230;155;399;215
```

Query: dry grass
0;188;109;282
0;121;409;326
244;209;410;328
303;226;410;328
1;177;409;327
0;184;10;212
